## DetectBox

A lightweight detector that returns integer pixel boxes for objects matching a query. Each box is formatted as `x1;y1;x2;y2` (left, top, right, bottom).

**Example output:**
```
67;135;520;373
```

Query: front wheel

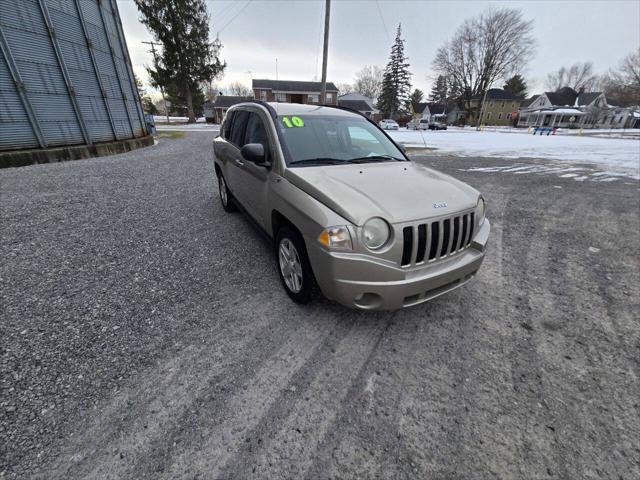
275;226;314;304
218;173;236;212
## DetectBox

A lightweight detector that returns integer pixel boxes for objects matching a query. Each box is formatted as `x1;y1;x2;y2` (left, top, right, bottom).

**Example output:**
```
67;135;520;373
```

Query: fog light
354;292;383;309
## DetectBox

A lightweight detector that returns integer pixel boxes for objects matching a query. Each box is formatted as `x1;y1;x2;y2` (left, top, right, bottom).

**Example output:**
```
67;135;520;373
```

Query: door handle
234;159;244;166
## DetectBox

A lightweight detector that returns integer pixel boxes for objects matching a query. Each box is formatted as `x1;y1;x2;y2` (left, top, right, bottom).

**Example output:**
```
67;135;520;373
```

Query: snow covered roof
535;108;585;115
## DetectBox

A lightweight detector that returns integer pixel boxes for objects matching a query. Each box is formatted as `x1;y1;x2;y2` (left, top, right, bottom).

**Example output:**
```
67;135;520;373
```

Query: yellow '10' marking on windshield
282;116;304;128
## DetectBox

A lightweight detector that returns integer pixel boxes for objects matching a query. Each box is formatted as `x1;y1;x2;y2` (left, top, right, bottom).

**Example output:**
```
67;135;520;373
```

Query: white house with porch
518;87;609;129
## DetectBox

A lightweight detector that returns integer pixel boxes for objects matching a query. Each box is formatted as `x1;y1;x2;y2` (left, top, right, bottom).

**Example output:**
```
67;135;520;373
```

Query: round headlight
362;217;391;250
475;198;486;226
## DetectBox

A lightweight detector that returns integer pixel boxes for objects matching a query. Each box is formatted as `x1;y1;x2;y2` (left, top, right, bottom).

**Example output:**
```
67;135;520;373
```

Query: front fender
268;176;354;244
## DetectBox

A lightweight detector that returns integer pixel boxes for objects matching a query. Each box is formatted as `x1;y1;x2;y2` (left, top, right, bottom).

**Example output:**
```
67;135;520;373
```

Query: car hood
283;161;480;226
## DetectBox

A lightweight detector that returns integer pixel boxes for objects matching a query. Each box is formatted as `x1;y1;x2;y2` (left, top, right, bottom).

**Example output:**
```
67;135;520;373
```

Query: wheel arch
271;210;303;244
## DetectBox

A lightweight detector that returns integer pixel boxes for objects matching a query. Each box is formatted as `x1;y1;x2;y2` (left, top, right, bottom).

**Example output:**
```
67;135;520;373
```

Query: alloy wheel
278;238;303;293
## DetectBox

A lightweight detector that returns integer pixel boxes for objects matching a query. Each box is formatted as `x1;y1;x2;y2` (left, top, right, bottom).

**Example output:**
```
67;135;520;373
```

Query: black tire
217;172;236;212
275;226;315;304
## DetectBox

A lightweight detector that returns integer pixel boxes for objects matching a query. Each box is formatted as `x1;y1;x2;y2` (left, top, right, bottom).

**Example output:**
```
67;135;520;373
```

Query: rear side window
230;110;249;147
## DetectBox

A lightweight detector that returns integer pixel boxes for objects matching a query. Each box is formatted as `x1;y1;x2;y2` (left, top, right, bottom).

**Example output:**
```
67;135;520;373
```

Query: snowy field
388;128;640;178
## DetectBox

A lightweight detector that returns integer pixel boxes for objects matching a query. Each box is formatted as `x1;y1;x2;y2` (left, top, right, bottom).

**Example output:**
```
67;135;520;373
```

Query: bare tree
337;83;354;95
203;82;222;102
601;48;640;106
432;8;536;121
226;81;252;97
354;65;384;100
545;62;600;91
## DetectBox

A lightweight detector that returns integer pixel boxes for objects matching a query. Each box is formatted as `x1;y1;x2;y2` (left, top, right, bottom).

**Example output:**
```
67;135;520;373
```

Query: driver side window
244;112;271;161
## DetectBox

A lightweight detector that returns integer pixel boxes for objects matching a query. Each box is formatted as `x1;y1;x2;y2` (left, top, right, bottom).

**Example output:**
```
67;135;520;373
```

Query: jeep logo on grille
433;202;448;209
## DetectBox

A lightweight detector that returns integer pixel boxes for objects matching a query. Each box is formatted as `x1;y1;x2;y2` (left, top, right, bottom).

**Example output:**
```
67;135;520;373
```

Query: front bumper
307;219;490;310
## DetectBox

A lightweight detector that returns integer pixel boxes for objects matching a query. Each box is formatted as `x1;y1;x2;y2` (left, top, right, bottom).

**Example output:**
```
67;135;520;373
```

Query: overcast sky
116;0;640;97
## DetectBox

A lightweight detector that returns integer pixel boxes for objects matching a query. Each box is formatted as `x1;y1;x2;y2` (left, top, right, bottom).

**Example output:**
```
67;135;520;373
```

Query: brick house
252;79;339;105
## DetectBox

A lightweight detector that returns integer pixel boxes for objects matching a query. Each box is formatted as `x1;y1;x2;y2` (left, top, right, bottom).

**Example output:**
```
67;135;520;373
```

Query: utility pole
275;58;278;80
320;0;331;104
142;40;169;124
476;88;489;130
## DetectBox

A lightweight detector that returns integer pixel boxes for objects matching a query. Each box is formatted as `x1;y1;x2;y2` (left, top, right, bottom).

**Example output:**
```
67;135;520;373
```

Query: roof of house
414;102;429;114
252;79;338;92
473;88;523;101
520;95;540;108
213;96;253;108
427;103;446;114
576;92;603;106
338;99;375;112
545;87;578;106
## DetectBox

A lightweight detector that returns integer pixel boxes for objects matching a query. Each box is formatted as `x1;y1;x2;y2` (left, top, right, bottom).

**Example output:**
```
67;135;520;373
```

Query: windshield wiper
289;157;346;166
347;155;406;163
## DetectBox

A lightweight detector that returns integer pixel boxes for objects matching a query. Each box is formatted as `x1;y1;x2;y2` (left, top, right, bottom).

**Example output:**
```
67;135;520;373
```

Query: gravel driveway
1;132;638;479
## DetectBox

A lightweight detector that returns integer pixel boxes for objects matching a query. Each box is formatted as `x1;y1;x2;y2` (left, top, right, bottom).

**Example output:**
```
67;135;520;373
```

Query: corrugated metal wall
0;0;147;151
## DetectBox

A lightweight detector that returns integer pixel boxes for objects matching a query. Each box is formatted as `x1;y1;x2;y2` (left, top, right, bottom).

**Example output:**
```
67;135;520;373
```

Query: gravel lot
1;131;638;479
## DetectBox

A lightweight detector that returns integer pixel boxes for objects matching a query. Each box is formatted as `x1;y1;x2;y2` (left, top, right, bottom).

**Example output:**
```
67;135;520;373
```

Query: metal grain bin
0;0;147;152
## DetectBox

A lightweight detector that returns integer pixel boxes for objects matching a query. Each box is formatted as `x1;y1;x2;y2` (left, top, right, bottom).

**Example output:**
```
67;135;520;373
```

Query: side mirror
240;143;267;165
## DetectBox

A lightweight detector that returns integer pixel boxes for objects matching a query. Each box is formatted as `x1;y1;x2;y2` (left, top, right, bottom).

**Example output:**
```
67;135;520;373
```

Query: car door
223;109;250;203
232;110;272;228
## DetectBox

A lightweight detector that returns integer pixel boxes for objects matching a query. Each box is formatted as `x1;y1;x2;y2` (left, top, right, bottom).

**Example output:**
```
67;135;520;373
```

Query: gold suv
213;102;490;310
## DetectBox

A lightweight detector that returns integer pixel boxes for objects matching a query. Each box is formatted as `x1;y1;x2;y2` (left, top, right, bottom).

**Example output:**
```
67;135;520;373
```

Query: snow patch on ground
458;163;639;182
389;128;640;177
155;124;220;132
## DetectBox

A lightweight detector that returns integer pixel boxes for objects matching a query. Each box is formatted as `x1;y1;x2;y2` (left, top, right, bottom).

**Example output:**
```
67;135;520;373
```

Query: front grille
401;212;475;267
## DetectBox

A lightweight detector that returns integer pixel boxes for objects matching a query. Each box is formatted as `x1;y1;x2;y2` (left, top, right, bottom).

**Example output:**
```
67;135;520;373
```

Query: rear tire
275;226;314;304
218;173;236;212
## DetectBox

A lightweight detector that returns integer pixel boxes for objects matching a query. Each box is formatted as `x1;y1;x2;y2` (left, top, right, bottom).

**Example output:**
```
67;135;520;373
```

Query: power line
211;1;246;30
375;0;390;44
218;0;253;34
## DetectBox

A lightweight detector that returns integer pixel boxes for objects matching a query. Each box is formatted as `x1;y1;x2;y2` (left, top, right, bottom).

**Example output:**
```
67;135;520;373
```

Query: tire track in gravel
379;192;514;479
160;309;346;479
43;292;300;480
302;310;422;480
214;314;393;480
541;194;640;479
504;197;572;480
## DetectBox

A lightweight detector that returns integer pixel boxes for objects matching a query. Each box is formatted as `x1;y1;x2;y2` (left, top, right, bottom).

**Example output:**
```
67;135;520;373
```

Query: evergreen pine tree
409;89;424;111
378;25;412;118
135;0;225;123
428;75;449;104
503;74;528;98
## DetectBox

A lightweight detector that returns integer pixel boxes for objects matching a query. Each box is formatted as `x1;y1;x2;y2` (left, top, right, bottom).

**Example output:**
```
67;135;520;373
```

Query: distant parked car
379;119;399;130
428;122;447;130
408;119;430;130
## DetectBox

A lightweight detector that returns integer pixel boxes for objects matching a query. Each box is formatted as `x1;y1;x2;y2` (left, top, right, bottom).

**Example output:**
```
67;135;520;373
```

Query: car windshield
279;114;406;166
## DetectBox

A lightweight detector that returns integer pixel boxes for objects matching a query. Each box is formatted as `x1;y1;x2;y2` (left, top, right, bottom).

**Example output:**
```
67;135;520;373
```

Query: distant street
1;132;638;479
